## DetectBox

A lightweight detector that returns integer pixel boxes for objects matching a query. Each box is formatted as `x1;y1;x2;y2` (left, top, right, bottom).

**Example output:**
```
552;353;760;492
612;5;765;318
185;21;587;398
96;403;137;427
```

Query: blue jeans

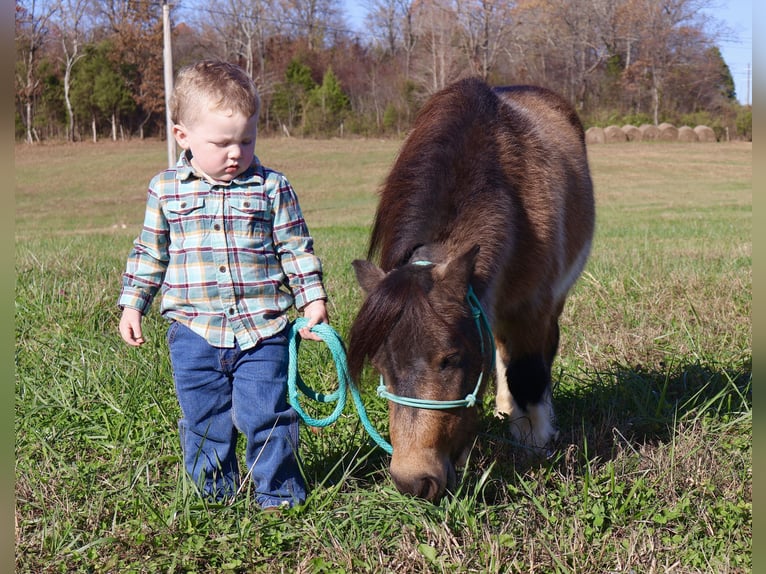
167;321;306;509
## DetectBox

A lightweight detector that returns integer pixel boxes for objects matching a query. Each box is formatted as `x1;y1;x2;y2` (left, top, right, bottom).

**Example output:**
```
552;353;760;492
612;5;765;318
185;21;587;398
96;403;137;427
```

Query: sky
711;0;753;105
343;0;753;106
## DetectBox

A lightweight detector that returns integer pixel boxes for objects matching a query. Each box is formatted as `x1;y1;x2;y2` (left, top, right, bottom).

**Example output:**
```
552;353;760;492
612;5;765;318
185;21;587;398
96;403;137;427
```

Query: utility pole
746;63;751;106
162;1;175;168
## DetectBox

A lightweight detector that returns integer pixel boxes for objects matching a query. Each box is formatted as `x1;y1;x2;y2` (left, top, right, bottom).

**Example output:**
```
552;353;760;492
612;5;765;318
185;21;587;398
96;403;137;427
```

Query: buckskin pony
348;77;595;502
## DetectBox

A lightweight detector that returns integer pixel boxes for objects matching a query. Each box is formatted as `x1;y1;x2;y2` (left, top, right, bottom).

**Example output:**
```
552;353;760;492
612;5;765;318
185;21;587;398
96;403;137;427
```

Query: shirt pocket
229;197;271;239
165;197;206;218
164;198;207;240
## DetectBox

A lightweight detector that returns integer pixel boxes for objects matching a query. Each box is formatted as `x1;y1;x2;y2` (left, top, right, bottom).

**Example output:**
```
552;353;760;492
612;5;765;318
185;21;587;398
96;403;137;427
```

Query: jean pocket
166;320;180;345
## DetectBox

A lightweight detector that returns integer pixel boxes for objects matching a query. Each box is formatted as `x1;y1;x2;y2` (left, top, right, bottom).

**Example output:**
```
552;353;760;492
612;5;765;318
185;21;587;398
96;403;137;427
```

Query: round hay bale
658;122;678;141
604;125;627;143
677;126;698;142
621;124;642;142
694;125;717;142
585;126;605;145
639;124;660;141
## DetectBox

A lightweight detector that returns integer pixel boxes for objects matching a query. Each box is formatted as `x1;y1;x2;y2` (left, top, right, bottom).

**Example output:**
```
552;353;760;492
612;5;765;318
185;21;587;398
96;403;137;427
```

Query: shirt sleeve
117;183;171;314
268;172;327;310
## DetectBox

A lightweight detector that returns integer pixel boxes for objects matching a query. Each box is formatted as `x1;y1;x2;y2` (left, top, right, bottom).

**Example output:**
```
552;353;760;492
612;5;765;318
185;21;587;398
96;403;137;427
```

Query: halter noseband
376;261;495;410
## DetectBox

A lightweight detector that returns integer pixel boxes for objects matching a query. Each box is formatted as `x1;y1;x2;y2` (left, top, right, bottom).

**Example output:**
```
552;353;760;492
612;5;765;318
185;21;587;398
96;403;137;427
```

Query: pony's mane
367;78;503;271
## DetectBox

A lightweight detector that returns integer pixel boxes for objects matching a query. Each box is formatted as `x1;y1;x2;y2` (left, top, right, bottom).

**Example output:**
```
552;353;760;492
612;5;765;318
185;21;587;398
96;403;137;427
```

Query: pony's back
368;78;509;271
367;78;592;293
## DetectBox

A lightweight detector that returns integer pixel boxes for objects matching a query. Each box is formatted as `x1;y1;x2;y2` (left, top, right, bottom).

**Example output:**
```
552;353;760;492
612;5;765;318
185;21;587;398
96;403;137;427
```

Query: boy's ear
172;124;190;149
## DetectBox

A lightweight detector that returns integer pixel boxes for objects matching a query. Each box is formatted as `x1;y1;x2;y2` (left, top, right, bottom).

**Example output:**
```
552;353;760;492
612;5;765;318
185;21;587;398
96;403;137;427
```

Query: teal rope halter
286;262;495;456
376;260;496;410
287;318;393;454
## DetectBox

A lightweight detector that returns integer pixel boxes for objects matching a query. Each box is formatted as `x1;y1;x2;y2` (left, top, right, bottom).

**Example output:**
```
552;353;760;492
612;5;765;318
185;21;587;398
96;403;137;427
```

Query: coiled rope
287;318;393;454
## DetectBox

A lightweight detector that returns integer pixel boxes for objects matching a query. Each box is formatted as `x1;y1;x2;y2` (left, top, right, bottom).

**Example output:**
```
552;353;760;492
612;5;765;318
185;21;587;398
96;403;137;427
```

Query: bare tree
619;0;716;124
454;0;514;81
364;0;419;84
399;0;418;80
365;0;399;55
16;0;59;143
411;0;462;94
514;0;607;108
192;0;278;78
282;0;343;51
559;0;610;108
54;0;91;141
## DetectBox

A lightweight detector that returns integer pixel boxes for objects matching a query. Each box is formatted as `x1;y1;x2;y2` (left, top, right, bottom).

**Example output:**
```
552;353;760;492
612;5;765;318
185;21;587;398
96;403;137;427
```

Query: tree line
15;0;752;144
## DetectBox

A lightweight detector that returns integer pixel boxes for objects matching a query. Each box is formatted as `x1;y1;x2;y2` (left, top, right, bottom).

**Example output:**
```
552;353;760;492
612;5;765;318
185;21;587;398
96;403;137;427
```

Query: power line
172;2;382;42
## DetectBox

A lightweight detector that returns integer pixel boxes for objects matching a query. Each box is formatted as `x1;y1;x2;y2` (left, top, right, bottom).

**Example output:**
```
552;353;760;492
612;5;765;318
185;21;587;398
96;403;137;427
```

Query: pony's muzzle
390;456;456;502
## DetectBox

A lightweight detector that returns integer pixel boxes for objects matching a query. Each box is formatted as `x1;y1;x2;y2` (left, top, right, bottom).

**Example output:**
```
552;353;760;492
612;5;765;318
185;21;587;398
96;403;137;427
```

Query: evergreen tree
303;67;350;136
707;46;736;102
71;42;134;142
270;59;317;134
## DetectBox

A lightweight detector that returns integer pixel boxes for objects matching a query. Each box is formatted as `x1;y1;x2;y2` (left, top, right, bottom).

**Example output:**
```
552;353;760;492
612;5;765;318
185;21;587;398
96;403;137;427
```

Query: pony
347;77;595;502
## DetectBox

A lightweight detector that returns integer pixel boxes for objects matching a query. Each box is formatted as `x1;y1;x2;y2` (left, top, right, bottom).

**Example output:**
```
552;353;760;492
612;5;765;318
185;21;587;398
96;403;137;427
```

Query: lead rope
287;318;394;455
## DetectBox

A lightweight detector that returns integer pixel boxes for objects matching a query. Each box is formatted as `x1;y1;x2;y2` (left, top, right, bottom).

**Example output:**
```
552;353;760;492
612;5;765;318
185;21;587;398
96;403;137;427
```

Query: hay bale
658;122;678;141
694;125;717;142
604;125;627;143
621;124;642;142
639;124;660;141
677;126;698;142
585;126;605;145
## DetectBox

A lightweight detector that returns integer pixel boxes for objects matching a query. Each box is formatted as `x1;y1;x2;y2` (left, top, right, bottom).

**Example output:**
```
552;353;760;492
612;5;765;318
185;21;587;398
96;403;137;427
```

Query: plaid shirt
118;152;327;349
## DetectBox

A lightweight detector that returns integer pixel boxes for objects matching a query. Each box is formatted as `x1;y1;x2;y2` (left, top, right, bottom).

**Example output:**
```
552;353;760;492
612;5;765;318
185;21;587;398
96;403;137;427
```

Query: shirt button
180;201;187;208
213;223;221;231
243;201;251;208
228;308;235;315
219;265;226;273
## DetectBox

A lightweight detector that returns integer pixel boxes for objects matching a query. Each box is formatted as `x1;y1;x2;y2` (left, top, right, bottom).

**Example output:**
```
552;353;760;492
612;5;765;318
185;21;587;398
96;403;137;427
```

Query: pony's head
348;246;491;502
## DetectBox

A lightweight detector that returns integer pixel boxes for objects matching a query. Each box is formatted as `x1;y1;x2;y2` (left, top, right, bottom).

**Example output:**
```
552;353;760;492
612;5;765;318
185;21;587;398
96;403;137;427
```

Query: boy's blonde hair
170;60;260;126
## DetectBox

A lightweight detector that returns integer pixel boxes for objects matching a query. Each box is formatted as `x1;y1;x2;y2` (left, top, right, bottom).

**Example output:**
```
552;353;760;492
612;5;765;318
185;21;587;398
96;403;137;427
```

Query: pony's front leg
494;342;558;451
504;385;557;451
493;348;513;415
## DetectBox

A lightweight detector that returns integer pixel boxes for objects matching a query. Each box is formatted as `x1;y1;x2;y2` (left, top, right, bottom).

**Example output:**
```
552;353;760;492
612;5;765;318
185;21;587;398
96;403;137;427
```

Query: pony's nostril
393;473;444;502
417;476;441;501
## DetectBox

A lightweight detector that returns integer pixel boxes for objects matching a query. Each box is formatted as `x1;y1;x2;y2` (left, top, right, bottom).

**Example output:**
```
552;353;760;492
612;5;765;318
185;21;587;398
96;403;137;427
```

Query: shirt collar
175;150;263;185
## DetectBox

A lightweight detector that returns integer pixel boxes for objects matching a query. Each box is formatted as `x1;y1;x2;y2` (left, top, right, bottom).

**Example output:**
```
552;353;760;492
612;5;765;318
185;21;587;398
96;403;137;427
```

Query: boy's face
173;105;258;183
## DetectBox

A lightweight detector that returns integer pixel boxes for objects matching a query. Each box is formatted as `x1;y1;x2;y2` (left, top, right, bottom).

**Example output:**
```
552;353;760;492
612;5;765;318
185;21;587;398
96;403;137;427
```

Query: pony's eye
439;353;461;370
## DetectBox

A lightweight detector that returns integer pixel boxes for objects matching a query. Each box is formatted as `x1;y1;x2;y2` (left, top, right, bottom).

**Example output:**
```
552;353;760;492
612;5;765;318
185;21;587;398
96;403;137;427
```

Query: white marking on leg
507;392;558;450
493;349;512;415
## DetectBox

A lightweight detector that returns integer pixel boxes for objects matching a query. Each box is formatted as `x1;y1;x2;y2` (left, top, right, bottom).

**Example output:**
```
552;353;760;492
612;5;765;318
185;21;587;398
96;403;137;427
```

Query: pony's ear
436;245;479;293
352;259;386;294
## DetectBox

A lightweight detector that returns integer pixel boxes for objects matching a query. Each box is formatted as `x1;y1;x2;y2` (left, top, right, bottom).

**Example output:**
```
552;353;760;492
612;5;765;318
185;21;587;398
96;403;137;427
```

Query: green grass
15;139;751;572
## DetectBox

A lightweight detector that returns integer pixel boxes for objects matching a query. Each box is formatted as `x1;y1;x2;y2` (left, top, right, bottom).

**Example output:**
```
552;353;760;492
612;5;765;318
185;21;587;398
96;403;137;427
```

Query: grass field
15;138;751;573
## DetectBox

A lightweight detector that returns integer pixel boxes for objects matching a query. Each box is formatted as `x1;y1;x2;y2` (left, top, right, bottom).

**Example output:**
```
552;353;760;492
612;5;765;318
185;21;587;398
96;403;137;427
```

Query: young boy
118;60;328;510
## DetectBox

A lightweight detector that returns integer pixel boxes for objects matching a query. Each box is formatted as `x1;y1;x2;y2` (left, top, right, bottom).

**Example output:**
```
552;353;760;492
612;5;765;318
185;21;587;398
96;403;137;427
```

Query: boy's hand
119;306;145;347
299;299;329;341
